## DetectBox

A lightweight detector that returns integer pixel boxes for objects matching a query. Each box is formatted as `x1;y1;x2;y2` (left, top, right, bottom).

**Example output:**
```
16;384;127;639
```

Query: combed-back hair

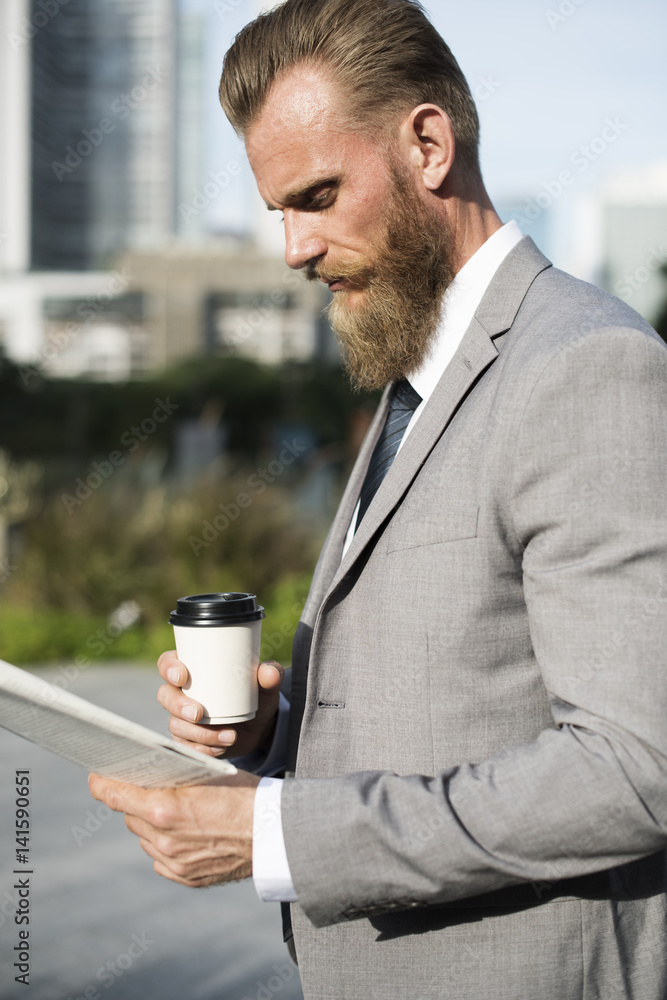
219;0;481;176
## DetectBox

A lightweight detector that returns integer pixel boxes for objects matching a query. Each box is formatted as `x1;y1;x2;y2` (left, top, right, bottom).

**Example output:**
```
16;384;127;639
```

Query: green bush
0;606;161;665
6;471;319;610
0;353;365;667
0;586;310;668
0;466;318;666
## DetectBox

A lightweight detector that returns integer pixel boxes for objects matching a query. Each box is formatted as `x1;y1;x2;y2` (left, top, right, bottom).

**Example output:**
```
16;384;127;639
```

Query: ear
399;104;456;193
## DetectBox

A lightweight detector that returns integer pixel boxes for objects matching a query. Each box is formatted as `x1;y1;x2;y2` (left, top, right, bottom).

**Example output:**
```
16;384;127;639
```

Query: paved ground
0;664;303;1000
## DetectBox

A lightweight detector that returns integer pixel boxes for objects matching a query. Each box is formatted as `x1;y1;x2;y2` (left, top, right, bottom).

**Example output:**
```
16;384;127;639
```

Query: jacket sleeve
280;325;667;929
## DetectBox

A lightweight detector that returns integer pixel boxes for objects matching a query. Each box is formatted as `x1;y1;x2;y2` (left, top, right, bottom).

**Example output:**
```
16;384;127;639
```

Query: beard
307;164;455;392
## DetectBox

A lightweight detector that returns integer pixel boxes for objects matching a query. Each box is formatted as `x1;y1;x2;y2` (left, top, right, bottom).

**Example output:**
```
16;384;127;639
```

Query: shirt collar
408;220;524;405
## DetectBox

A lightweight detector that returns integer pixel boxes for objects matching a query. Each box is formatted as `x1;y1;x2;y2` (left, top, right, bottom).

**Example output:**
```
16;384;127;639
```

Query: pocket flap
386;507;479;552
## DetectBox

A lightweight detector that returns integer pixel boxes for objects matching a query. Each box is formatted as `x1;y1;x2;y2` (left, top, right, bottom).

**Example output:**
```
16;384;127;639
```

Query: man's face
246;67;453;390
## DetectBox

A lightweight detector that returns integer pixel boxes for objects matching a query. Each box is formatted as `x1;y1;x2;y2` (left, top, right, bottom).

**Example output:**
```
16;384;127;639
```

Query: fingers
157;651;281;697
167;716;238;753
168;736;230;758
156;652;206;735
157;650;189;687
156;652;283;756
156;682;205;724
158;691;236;753
89;773;149;814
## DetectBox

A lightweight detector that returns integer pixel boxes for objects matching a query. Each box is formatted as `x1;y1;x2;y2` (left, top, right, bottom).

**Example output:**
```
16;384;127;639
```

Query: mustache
305;258;374;286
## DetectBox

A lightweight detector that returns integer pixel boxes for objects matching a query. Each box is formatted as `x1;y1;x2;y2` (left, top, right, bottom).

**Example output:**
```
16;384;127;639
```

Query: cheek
331;179;389;252
328;215;383;263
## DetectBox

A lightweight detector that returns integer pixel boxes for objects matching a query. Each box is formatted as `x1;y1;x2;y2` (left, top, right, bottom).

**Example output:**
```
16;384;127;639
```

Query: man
90;1;667;997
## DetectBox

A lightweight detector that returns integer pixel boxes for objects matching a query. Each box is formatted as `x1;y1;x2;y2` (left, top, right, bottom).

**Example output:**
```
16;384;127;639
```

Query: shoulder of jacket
504;266;661;362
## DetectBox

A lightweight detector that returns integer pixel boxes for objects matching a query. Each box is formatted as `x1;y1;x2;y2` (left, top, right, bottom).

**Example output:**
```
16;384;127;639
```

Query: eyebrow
265;177;339;211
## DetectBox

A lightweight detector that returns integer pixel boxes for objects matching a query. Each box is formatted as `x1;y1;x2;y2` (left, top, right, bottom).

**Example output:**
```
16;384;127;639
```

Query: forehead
245;66;387;201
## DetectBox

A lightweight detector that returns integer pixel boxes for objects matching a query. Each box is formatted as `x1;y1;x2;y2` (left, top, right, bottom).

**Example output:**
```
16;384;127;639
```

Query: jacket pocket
386;507;479;552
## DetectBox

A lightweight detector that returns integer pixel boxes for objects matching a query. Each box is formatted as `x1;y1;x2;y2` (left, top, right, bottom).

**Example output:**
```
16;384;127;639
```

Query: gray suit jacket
281;238;667;999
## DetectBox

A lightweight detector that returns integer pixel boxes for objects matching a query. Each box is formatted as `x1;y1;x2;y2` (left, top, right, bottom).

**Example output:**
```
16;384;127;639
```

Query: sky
185;0;667;270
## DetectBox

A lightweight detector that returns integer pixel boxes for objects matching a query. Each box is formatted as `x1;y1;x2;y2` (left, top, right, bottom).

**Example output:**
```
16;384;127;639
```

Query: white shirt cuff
252;776;298;902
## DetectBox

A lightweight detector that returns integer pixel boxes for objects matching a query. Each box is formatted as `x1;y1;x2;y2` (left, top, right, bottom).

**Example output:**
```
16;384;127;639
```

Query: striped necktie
355;378;422;530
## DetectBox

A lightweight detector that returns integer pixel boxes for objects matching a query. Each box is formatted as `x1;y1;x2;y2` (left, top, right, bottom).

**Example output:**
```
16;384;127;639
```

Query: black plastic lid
169;592;265;627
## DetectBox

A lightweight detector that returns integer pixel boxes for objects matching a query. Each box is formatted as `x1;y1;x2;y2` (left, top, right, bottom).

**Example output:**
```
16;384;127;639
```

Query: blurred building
568;162;667;326
0;269;151;380
0;2;31;277
174;9;206;241
31;0;177;270
0;0;248;380
114;240;337;369
0;0;336;380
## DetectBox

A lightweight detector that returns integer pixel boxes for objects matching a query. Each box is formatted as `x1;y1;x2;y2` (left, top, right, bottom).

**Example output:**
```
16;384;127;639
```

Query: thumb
257;660;284;691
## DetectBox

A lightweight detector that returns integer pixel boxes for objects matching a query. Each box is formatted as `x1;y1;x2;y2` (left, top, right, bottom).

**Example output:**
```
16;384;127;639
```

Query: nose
283;211;327;270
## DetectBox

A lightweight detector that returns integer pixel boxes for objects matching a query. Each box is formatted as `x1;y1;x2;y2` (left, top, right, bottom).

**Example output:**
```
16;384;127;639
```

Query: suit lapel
301;386;392;621
287;238;551;770
287;387;392;774
329;321;498;591
317;236;552;611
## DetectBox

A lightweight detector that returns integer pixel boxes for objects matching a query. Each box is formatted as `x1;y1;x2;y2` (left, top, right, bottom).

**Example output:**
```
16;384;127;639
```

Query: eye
309;192;331;211
305;185;337;212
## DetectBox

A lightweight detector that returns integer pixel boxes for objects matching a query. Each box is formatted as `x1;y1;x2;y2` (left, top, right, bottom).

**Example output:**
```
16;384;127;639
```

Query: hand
156;651;284;759
89;770;260;886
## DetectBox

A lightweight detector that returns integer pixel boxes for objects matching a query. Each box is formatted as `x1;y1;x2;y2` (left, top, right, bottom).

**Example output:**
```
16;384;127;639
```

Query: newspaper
0;659;237;788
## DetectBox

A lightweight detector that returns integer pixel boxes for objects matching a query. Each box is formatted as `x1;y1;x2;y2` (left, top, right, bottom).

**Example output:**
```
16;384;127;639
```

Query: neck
441;171;504;275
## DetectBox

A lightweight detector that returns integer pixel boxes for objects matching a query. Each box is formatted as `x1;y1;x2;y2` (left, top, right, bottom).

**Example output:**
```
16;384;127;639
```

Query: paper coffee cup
169;592;265;725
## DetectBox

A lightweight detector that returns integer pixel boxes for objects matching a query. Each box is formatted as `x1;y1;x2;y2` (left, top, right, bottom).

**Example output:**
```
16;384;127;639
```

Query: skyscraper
0;1;31;277
0;0;334;377
174;8;206;239
30;0;177;271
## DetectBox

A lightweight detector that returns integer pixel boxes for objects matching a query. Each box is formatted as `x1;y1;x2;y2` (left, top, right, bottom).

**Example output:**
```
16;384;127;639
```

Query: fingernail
218;730;236;746
167;667;181;685
182;705;199;722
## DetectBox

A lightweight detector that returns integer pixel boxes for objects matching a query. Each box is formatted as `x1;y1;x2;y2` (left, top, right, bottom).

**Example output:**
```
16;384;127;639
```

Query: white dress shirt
250;220;525;903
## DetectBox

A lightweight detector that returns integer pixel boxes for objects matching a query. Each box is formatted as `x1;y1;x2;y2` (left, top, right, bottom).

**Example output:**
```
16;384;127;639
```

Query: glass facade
30;0;176;271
